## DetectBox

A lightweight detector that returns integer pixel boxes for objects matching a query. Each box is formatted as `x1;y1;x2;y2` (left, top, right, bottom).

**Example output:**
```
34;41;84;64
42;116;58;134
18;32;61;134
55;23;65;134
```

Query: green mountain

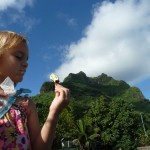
63;71;131;98
39;71;150;113
39;71;145;100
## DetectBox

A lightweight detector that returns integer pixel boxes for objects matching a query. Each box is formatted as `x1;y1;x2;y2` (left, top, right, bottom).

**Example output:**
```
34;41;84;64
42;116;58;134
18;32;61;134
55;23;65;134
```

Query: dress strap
0;88;31;118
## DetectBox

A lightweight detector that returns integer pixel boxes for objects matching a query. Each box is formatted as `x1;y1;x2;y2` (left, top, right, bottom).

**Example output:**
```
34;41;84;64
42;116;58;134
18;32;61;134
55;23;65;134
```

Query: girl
0;31;70;150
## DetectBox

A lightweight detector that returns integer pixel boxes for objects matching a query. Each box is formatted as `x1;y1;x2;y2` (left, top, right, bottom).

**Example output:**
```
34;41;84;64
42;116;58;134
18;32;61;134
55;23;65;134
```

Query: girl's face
0;42;29;84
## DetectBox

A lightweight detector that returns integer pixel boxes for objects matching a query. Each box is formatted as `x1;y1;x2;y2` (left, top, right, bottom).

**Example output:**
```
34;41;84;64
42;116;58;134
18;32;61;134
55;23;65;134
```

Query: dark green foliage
31;92;55;126
40;81;55;94
52;107;76;150
106;98;140;149
122;87;145;102
31;71;150;149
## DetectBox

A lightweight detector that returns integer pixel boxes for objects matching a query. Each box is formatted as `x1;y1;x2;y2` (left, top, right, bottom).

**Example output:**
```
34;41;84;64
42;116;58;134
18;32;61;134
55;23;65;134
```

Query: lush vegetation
31;71;150;149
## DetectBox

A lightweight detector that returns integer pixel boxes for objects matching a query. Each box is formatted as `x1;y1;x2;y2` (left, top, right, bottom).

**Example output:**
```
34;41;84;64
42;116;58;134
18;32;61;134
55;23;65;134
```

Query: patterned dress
0;97;31;150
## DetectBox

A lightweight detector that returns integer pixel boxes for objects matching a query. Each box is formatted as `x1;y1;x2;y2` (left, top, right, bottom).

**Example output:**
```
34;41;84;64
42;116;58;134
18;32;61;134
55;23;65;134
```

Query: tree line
32;92;150;150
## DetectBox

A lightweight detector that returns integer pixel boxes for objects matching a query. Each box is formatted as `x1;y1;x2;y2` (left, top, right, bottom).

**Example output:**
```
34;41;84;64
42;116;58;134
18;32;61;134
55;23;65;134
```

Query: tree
105;98;141;149
52;106;76;149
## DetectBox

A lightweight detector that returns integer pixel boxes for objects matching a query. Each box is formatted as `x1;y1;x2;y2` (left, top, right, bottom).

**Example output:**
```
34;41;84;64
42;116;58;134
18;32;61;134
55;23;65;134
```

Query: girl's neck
0;88;5;96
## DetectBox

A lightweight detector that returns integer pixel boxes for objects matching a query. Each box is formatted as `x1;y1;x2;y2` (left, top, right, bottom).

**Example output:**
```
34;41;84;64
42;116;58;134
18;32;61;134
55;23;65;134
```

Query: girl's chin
13;77;23;84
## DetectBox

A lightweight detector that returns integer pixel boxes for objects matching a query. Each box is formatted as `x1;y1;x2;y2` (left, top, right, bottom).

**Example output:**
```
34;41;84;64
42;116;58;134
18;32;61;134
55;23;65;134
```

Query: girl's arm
27;84;70;150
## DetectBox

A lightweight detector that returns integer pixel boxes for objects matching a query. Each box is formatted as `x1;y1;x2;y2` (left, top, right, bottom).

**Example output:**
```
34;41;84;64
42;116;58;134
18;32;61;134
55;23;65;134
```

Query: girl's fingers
54;84;70;101
55;87;69;98
50;84;70;114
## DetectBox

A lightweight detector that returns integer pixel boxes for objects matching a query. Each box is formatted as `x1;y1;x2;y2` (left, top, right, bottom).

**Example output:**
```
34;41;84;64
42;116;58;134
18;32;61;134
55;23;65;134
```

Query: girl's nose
22;61;28;68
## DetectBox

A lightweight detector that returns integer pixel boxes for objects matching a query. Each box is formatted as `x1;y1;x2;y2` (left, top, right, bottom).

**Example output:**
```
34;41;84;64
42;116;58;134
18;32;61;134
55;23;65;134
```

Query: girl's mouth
20;70;26;75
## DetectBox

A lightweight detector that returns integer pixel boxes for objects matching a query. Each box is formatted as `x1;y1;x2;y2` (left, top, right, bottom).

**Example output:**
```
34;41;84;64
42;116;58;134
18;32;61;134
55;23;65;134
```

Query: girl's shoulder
14;96;36;116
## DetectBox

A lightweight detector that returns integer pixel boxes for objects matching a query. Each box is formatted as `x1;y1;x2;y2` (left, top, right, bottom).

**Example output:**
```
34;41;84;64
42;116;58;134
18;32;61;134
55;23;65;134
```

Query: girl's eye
15;52;28;61
15;54;23;60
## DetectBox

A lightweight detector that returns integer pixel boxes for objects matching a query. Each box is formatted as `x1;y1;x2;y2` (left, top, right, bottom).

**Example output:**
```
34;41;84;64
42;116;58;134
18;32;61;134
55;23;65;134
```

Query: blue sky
1;0;150;100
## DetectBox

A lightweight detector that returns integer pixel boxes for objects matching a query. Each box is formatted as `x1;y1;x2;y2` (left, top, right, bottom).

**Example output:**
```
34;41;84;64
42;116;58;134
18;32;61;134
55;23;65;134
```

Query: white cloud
0;0;38;31
0;0;34;12
67;18;77;26
55;0;150;84
57;12;77;27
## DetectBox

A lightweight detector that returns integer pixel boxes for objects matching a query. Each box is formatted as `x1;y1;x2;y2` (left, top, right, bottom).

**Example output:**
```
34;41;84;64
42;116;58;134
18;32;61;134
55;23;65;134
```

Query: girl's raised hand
49;83;70;115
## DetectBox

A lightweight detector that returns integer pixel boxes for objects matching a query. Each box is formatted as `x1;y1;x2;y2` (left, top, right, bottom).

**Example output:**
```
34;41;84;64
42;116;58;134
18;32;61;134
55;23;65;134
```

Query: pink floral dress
0;97;31;150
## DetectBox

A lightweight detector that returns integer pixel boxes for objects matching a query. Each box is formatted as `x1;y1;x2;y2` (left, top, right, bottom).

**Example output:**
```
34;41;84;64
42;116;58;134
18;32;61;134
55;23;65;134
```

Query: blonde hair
0;31;28;55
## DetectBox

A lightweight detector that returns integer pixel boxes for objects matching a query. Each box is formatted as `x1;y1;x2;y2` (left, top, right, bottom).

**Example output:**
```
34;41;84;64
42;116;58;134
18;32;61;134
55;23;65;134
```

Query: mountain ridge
40;71;146;102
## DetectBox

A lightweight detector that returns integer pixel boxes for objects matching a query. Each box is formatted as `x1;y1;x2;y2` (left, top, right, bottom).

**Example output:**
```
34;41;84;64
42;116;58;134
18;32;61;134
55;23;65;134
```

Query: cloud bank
0;0;33;12
55;0;150;85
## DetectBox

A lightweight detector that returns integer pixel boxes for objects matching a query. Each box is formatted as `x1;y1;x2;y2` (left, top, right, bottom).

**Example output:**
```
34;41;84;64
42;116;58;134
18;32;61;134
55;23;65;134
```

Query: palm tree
73;119;101;150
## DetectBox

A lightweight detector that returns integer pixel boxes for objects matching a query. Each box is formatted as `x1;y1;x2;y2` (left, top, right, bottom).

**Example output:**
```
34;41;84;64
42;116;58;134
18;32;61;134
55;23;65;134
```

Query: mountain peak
63;71;89;84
